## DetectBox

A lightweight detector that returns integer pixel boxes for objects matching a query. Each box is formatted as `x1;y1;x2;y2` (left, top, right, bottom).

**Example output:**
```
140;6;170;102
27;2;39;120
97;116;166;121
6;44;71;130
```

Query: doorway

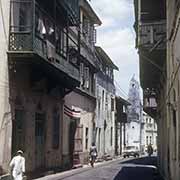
69;119;83;167
12;109;25;156
35;112;46;170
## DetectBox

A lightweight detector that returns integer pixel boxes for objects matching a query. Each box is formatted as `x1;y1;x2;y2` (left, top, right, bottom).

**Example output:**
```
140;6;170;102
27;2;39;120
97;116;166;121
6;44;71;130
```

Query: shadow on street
113;156;164;180
120;156;157;166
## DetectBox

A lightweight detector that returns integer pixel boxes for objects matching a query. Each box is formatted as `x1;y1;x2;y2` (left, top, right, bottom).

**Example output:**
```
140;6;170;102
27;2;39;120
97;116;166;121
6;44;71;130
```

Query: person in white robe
10;150;25;180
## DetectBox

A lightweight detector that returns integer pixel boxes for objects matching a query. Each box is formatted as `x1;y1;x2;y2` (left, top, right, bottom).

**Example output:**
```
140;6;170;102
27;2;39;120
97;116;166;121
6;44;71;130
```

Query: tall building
126;76;142;149
94;46;118;158
63;0;101;167
0;0;81;175
134;0;180;180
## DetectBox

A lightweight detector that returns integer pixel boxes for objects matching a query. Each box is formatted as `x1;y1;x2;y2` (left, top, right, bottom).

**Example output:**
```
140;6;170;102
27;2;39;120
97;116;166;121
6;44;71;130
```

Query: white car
123;146;140;158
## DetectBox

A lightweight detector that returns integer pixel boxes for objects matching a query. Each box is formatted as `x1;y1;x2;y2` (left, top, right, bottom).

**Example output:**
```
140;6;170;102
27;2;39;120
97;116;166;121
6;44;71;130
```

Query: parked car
123;146;140;158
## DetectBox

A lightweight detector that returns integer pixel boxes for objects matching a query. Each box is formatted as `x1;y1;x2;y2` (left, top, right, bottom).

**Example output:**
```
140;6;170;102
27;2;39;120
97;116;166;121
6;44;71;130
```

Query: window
110;127;113;146
123;105;126;113
102;90;105;110
85;128;89;149
150;136;152;144
56;27;67;57
84;67;90;89
154;123;156;129
97;99;101;119
19;4;27;31
80;63;84;85
111;98;115;111
52;108;60;149
10;1;32;32
98;128;101;151
146;136;148;145
91;74;95;94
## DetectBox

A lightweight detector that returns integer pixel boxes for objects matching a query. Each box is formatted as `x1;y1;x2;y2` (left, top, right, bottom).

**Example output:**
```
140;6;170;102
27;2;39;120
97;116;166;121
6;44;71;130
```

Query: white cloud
91;0;132;18
90;0;140;96
91;0;133;28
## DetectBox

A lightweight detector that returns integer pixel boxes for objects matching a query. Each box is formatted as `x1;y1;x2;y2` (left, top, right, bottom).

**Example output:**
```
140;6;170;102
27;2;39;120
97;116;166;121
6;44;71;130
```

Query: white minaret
126;75;142;149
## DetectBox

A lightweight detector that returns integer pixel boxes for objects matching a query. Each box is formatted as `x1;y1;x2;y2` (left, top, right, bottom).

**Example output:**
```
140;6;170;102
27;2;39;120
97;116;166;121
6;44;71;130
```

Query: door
74;124;83;153
35;112;45;170
69;120;83;167
12;109;25;156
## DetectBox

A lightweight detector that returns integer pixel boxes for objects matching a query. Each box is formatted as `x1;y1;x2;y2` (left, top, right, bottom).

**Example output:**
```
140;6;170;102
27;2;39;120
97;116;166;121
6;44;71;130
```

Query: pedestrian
147;144;153;157
89;143;97;167
10;150;25;180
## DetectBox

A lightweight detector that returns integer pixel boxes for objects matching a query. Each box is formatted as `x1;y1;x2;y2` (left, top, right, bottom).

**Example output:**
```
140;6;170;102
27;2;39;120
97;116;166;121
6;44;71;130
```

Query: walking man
10;150;25;180
89;143;98;167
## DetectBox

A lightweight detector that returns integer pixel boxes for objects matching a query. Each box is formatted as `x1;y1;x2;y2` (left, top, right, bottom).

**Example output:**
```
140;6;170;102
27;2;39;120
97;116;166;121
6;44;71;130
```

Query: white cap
17;150;23;154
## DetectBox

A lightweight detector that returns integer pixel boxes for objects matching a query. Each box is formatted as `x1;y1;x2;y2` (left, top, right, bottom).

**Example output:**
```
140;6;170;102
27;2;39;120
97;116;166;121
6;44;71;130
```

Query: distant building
126;76;142;149
142;112;157;152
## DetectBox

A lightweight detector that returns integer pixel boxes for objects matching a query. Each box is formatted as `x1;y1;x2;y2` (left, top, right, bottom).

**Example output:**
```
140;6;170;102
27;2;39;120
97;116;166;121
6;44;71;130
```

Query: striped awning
64;105;81;119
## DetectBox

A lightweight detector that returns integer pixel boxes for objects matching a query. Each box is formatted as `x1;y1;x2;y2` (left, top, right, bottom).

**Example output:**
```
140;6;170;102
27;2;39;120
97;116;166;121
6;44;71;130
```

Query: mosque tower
126;75;142;148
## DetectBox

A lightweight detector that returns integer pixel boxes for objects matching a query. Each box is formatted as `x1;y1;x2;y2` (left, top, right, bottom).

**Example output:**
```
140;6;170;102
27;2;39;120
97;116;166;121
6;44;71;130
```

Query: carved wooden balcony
138;20;166;50
8;0;80;86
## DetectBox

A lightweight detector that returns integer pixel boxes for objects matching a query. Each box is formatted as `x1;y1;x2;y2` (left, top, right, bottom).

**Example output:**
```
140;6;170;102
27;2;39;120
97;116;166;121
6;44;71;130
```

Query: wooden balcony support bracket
149;35;166;53
138;50;164;73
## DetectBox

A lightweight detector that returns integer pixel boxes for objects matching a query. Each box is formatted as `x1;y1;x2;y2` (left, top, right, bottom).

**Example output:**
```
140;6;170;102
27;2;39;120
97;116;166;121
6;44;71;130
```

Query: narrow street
1;1;180;180
35;156;164;180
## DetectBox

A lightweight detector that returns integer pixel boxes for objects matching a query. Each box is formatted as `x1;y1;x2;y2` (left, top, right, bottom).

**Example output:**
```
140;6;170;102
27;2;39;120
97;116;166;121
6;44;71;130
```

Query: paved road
35;156;164;180
52;156;163;180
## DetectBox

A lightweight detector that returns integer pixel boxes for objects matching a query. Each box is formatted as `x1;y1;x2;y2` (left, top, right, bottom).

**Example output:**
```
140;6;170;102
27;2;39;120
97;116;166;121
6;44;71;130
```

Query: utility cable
114;80;129;99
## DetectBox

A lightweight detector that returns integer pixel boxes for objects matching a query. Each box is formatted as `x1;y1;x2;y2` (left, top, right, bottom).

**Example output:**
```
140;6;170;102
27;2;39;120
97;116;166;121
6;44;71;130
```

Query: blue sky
90;0;139;99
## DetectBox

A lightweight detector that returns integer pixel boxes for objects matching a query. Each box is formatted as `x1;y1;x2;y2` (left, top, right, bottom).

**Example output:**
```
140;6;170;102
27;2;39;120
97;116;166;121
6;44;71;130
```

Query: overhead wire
114;79;129;99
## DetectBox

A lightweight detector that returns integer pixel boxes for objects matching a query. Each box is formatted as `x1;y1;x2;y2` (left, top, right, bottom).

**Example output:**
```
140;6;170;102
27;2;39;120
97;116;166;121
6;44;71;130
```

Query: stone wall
0;0;11;173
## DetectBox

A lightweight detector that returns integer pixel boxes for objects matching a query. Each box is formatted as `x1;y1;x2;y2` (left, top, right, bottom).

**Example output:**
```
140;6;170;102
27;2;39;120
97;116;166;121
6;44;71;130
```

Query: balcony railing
9;0;80;82
144;97;157;108
139;20;166;50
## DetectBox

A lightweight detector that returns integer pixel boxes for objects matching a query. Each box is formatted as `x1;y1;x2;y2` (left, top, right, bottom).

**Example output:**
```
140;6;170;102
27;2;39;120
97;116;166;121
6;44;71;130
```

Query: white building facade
143;112;157;152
